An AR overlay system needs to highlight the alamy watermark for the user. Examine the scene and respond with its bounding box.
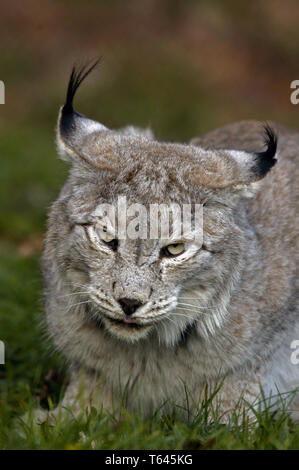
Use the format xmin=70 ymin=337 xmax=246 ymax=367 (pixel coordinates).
xmin=93 ymin=197 xmax=203 ymax=242
xmin=290 ymin=80 xmax=299 ymax=105
xmin=290 ymin=340 xmax=299 ymax=365
xmin=0 ymin=341 xmax=4 ymax=365
xmin=0 ymin=80 xmax=4 ymax=104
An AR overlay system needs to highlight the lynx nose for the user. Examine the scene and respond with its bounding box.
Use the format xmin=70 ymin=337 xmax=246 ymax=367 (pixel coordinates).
xmin=118 ymin=298 xmax=143 ymax=316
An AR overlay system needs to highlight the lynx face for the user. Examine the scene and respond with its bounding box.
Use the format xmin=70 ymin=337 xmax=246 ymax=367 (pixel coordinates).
xmin=68 ymin=214 xmax=203 ymax=343
xmin=44 ymin=63 xmax=277 ymax=351
xmin=63 ymin=184 xmax=235 ymax=345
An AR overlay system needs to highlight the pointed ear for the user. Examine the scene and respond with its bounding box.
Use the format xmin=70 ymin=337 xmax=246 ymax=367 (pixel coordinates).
xmin=230 ymin=125 xmax=278 ymax=186
xmin=188 ymin=125 xmax=277 ymax=191
xmin=56 ymin=61 xmax=118 ymax=172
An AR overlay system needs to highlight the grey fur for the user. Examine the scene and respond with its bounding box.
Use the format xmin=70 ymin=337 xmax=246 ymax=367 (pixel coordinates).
xmin=42 ymin=68 xmax=298 ymax=421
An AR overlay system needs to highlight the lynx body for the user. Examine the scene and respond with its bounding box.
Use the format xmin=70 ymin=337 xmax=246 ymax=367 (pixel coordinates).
xmin=43 ymin=64 xmax=298 ymax=420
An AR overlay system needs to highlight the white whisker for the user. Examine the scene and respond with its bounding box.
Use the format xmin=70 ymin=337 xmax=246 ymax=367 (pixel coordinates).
xmin=58 ymin=291 xmax=91 ymax=299
xmin=175 ymin=306 xmax=211 ymax=317
xmin=66 ymin=300 xmax=91 ymax=311
xmin=177 ymin=302 xmax=213 ymax=310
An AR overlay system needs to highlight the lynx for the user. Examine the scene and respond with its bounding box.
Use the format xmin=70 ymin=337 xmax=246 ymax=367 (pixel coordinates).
xmin=43 ymin=62 xmax=298 ymax=422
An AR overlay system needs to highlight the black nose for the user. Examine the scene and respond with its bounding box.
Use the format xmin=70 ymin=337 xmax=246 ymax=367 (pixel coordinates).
xmin=118 ymin=298 xmax=143 ymax=316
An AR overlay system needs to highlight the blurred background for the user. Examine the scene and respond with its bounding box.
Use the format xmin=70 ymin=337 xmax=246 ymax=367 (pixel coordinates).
xmin=0 ymin=0 xmax=299 ymax=412
xmin=1 ymin=0 xmax=299 ymax=245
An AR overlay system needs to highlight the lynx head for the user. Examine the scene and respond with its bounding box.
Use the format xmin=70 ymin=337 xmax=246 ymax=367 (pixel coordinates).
xmin=50 ymin=61 xmax=277 ymax=349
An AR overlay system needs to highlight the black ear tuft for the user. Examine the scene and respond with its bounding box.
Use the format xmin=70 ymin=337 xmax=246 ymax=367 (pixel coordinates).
xmin=63 ymin=59 xmax=101 ymax=114
xmin=254 ymin=124 xmax=278 ymax=178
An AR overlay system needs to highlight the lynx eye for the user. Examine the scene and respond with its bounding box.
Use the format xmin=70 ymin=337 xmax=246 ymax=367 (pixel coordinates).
xmin=161 ymin=243 xmax=185 ymax=258
xmin=96 ymin=226 xmax=118 ymax=251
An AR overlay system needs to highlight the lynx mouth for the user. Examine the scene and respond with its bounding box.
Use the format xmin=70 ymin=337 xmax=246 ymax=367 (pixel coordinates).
xmin=106 ymin=316 xmax=145 ymax=330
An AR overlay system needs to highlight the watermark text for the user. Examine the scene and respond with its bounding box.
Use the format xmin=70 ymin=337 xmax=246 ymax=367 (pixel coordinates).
xmin=0 ymin=341 xmax=5 ymax=364
xmin=0 ymin=81 xmax=4 ymax=104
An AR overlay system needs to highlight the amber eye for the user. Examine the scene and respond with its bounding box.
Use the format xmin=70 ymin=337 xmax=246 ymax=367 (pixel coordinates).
xmin=161 ymin=243 xmax=185 ymax=258
xmin=97 ymin=226 xmax=118 ymax=251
